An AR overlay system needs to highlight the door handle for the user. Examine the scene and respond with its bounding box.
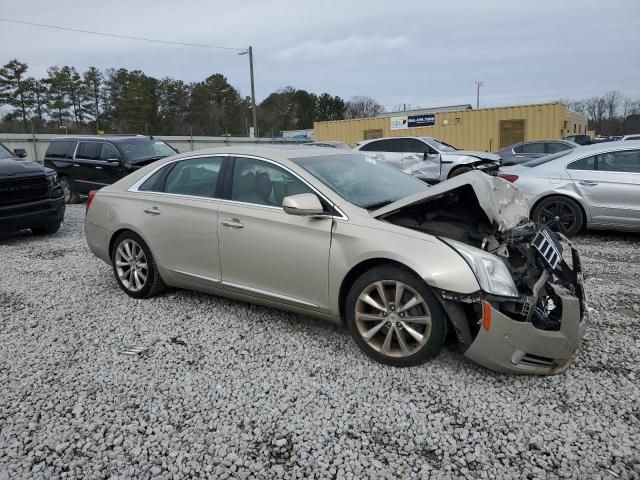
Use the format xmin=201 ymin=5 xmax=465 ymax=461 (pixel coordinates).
xmin=143 ymin=207 xmax=161 ymax=216
xmin=95 ymin=166 xmax=103 ymax=170
xmin=579 ymin=180 xmax=598 ymax=186
xmin=222 ymin=219 xmax=244 ymax=229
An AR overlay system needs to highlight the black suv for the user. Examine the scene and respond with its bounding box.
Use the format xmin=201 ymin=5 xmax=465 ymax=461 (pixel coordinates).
xmin=44 ymin=135 xmax=177 ymax=203
xmin=0 ymin=142 xmax=65 ymax=235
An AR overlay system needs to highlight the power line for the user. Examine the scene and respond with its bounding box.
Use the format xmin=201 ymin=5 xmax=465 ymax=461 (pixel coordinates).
xmin=0 ymin=17 xmax=246 ymax=51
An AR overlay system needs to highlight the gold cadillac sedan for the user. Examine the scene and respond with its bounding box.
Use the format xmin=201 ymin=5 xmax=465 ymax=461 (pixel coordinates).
xmin=85 ymin=146 xmax=588 ymax=374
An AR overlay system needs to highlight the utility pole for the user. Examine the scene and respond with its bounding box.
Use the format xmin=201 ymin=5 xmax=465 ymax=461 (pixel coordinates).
xmin=240 ymin=46 xmax=258 ymax=138
xmin=475 ymin=80 xmax=484 ymax=109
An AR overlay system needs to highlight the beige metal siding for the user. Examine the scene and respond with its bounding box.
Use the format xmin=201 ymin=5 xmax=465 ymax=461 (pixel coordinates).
xmin=314 ymin=103 xmax=588 ymax=151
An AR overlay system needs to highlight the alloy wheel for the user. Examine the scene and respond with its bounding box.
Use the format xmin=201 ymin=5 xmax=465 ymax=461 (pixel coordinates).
xmin=354 ymin=280 xmax=432 ymax=358
xmin=114 ymin=239 xmax=148 ymax=292
xmin=537 ymin=200 xmax=577 ymax=234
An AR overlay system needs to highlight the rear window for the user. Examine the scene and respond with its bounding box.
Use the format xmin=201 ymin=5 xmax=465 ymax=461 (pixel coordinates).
xmin=46 ymin=141 xmax=76 ymax=159
xmin=522 ymin=149 xmax=573 ymax=167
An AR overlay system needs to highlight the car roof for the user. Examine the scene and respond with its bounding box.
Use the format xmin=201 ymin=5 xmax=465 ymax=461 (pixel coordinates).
xmin=357 ymin=136 xmax=434 ymax=145
xmin=158 ymin=144 xmax=361 ymax=163
xmin=50 ymin=135 xmax=153 ymax=142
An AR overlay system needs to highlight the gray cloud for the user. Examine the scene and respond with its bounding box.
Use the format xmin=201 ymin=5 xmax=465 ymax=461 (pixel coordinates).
xmin=2 ymin=0 xmax=639 ymax=109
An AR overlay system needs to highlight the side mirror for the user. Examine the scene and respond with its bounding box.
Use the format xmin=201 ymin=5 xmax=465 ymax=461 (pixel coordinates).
xmin=14 ymin=148 xmax=27 ymax=158
xmin=282 ymin=193 xmax=324 ymax=216
xmin=424 ymin=152 xmax=438 ymax=161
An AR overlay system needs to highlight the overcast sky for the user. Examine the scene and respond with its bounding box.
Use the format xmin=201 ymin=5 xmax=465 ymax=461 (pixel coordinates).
xmin=2 ymin=0 xmax=639 ymax=110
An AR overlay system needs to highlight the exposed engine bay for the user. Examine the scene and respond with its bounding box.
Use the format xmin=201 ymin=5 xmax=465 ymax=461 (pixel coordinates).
xmin=375 ymin=176 xmax=587 ymax=336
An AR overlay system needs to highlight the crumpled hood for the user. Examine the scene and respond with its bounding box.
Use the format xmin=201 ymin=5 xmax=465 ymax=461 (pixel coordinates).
xmin=372 ymin=170 xmax=529 ymax=231
xmin=444 ymin=150 xmax=501 ymax=162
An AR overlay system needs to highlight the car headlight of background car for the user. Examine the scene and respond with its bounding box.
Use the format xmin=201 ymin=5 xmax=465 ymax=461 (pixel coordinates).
xmin=46 ymin=173 xmax=58 ymax=187
xmin=444 ymin=239 xmax=519 ymax=297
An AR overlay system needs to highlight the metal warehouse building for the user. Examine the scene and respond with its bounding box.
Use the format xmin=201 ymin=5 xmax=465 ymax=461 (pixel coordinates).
xmin=314 ymin=102 xmax=588 ymax=151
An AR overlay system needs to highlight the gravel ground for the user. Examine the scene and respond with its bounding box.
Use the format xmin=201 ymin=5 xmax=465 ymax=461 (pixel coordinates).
xmin=1 ymin=205 xmax=639 ymax=479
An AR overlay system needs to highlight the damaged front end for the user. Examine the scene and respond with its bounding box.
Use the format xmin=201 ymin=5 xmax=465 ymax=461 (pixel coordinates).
xmin=374 ymin=171 xmax=588 ymax=374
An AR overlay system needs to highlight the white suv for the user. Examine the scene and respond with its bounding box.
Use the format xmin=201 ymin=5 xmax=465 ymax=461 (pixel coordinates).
xmin=355 ymin=136 xmax=501 ymax=183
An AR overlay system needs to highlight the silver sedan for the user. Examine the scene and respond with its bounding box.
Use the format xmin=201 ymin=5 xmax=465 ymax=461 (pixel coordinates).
xmin=499 ymin=141 xmax=640 ymax=236
xmin=85 ymin=146 xmax=587 ymax=374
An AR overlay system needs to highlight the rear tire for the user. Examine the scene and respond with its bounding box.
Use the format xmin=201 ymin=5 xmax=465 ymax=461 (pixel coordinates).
xmin=31 ymin=221 xmax=61 ymax=235
xmin=59 ymin=177 xmax=80 ymax=204
xmin=111 ymin=231 xmax=166 ymax=299
xmin=345 ymin=265 xmax=447 ymax=367
xmin=449 ymin=166 xmax=473 ymax=178
xmin=532 ymin=196 xmax=584 ymax=237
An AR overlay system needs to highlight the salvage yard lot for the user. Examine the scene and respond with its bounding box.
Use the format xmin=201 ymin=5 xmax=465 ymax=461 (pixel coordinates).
xmin=1 ymin=205 xmax=639 ymax=479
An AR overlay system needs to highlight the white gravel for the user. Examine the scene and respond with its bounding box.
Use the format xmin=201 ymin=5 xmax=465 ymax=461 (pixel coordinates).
xmin=1 ymin=205 xmax=639 ymax=479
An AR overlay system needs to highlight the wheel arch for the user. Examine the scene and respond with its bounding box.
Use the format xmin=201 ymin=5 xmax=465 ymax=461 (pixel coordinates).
xmin=108 ymin=226 xmax=154 ymax=260
xmin=338 ymin=258 xmax=434 ymax=325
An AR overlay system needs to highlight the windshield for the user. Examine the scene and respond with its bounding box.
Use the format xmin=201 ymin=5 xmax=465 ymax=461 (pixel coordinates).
xmin=522 ymin=149 xmax=573 ymax=167
xmin=423 ymin=137 xmax=458 ymax=152
xmin=0 ymin=143 xmax=15 ymax=160
xmin=291 ymin=153 xmax=428 ymax=209
xmin=117 ymin=138 xmax=176 ymax=162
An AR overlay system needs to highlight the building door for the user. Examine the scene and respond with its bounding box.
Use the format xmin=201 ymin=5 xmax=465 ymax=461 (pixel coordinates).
xmin=500 ymin=120 xmax=525 ymax=148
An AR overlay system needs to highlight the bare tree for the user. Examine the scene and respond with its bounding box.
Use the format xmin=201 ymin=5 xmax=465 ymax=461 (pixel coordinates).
xmin=603 ymin=90 xmax=621 ymax=120
xmin=345 ymin=96 xmax=384 ymax=119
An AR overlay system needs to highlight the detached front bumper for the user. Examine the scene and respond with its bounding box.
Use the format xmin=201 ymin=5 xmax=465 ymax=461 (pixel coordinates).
xmin=437 ymin=231 xmax=588 ymax=375
xmin=464 ymin=284 xmax=587 ymax=374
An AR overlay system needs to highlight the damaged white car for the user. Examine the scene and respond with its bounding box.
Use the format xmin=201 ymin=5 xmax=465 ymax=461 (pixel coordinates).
xmin=355 ymin=136 xmax=501 ymax=183
xmin=85 ymin=147 xmax=587 ymax=374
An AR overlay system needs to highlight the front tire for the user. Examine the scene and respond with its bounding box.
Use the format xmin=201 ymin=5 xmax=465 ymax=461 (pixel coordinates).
xmin=345 ymin=265 xmax=447 ymax=367
xmin=59 ymin=177 xmax=80 ymax=204
xmin=111 ymin=231 xmax=166 ymax=299
xmin=31 ymin=221 xmax=61 ymax=235
xmin=532 ymin=196 xmax=584 ymax=237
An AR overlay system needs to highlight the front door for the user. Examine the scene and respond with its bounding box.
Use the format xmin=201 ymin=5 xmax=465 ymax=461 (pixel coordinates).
xmin=94 ymin=143 xmax=127 ymax=186
xmin=567 ymin=148 xmax=640 ymax=228
xmin=139 ymin=156 xmax=225 ymax=285
xmin=218 ymin=156 xmax=333 ymax=310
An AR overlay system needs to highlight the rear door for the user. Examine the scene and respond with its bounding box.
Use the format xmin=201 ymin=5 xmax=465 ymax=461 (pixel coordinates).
xmin=137 ymin=155 xmax=226 ymax=286
xmin=217 ymin=156 xmax=333 ymax=310
xmin=567 ymin=148 xmax=640 ymax=227
xmin=95 ymin=143 xmax=127 ymax=185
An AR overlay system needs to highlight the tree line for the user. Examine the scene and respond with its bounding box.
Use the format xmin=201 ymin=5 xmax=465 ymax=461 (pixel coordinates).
xmin=562 ymin=91 xmax=640 ymax=136
xmin=0 ymin=59 xmax=385 ymax=137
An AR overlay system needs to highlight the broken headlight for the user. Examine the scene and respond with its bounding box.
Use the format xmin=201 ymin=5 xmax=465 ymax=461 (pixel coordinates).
xmin=444 ymin=239 xmax=519 ymax=298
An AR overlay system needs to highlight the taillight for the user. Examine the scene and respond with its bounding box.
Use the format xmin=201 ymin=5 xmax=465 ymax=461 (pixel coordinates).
xmin=86 ymin=190 xmax=97 ymax=214
xmin=498 ymin=173 xmax=519 ymax=183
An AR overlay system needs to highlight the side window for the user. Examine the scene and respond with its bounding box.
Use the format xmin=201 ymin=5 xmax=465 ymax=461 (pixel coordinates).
xmin=568 ymin=156 xmax=596 ymax=171
xmin=75 ymin=142 xmax=101 ymax=160
xmin=547 ymin=142 xmax=572 ymax=154
xmin=46 ymin=141 xmax=76 ymax=159
xmin=360 ymin=140 xmax=383 ymax=152
xmin=231 ymin=157 xmax=314 ymax=207
xmin=402 ymin=138 xmax=429 ymax=154
xmin=596 ymin=150 xmax=640 ymax=173
xmin=164 ymin=157 xmax=223 ymax=198
xmin=513 ymin=144 xmax=524 ymax=153
xmin=138 ymin=166 xmax=169 ymax=192
xmin=100 ymin=143 xmax=120 ymax=160
xmin=519 ymin=143 xmax=546 ymax=154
